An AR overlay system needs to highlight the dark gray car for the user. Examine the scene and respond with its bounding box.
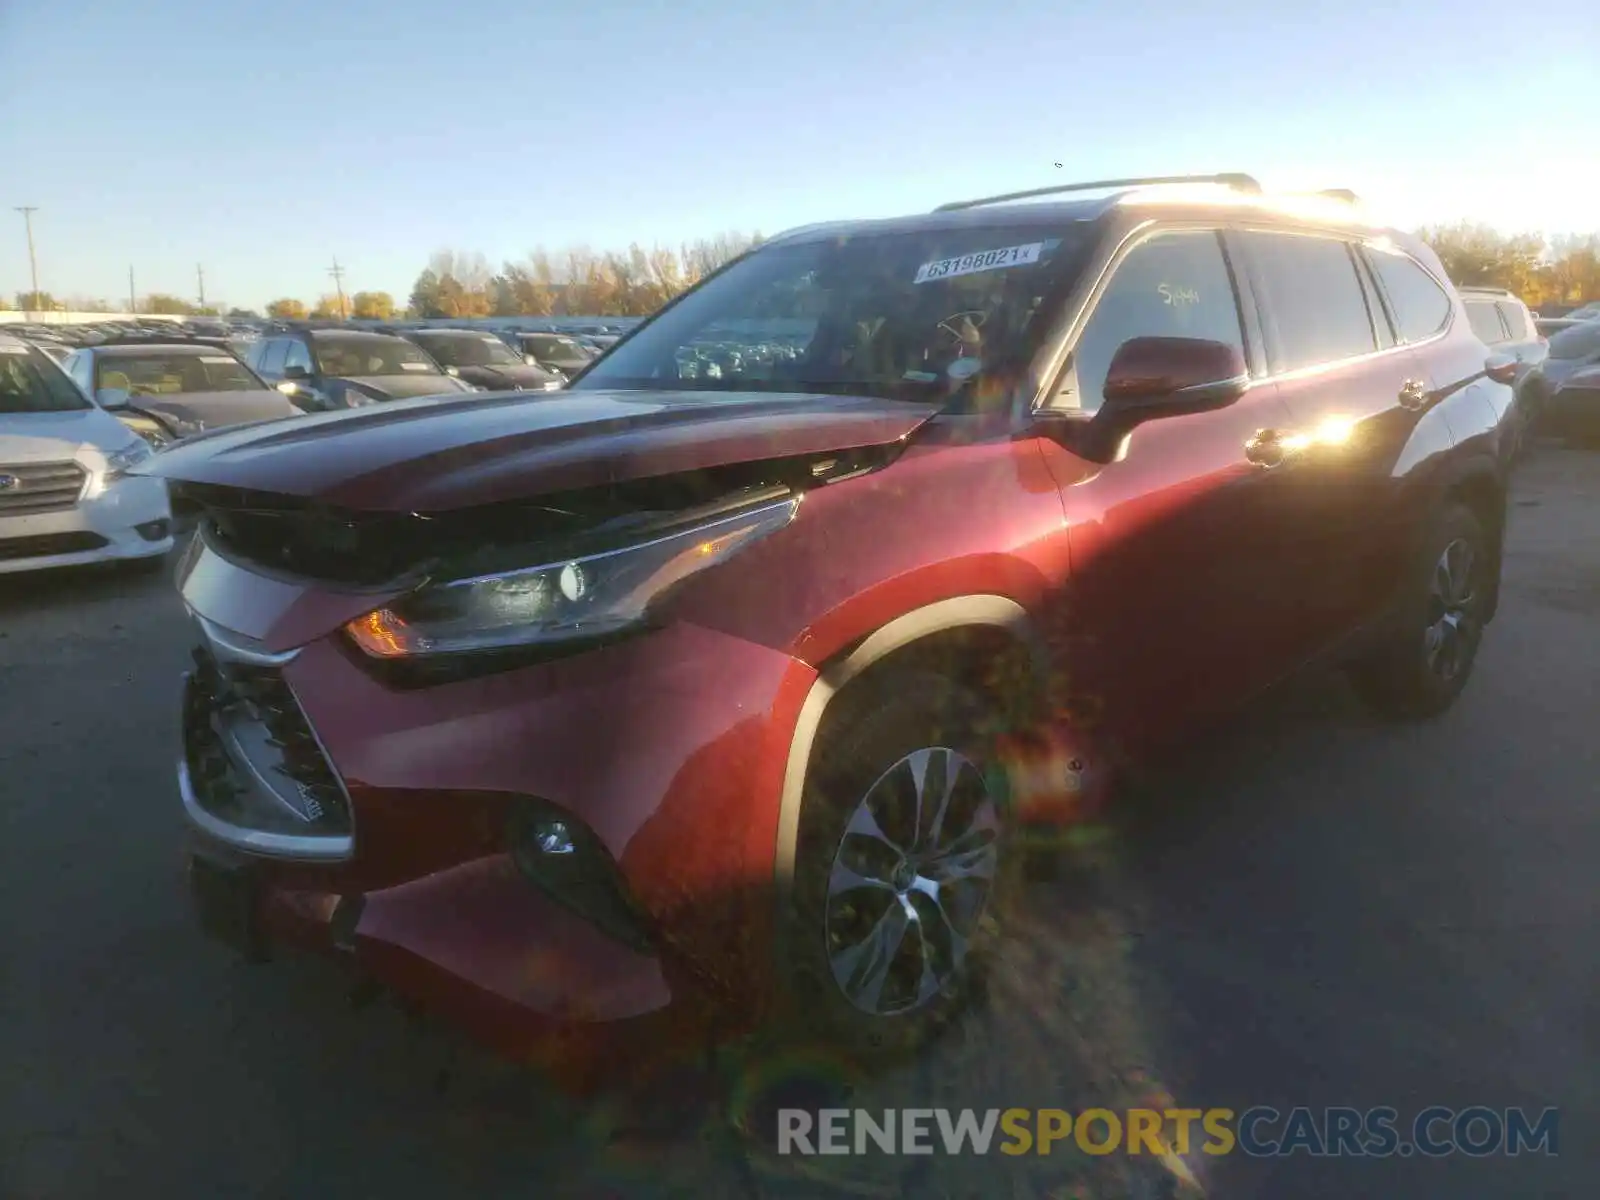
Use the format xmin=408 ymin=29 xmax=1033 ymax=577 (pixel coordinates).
xmin=402 ymin=329 xmax=565 ymax=393
xmin=62 ymin=343 xmax=303 ymax=445
xmin=244 ymin=328 xmax=477 ymax=411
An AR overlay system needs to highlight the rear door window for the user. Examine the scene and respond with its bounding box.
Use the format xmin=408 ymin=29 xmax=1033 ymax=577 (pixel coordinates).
xmin=1466 ymin=301 xmax=1508 ymax=344
xmin=1238 ymin=231 xmax=1376 ymax=371
xmin=1057 ymin=230 xmax=1245 ymax=413
xmin=1366 ymin=248 xmax=1453 ymax=343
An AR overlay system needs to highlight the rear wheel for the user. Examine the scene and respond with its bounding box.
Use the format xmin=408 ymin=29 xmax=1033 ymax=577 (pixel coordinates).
xmin=783 ymin=669 xmax=1014 ymax=1059
xmin=1349 ymin=502 xmax=1490 ymax=720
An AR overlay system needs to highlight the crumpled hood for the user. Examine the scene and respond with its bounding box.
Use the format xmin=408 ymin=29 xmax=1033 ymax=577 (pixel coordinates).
xmin=135 ymin=389 xmax=937 ymax=512
xmin=126 ymin=390 xmax=303 ymax=437
xmin=344 ymin=373 xmax=467 ymax=401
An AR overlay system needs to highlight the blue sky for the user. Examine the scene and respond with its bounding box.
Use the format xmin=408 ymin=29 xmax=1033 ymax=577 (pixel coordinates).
xmin=1 ymin=0 xmax=1594 ymax=310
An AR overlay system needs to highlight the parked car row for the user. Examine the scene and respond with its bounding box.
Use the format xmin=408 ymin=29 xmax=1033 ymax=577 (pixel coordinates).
xmin=130 ymin=173 xmax=1537 ymax=1068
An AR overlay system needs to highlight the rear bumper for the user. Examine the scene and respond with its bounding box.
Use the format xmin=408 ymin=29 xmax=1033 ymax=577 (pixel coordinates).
xmin=0 ymin=475 xmax=172 ymax=575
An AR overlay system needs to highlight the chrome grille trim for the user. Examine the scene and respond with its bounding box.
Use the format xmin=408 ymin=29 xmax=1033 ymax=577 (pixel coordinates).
xmin=0 ymin=461 xmax=87 ymax=515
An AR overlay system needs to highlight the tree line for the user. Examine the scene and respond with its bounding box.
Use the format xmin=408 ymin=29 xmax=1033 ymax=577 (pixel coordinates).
xmin=10 ymin=226 xmax=1598 ymax=322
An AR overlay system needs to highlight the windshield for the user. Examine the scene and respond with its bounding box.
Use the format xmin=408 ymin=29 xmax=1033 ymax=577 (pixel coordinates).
xmin=95 ymin=352 xmax=264 ymax=395
xmin=573 ymin=222 xmax=1090 ymax=401
xmin=314 ymin=335 xmax=441 ymax=377
xmin=0 ymin=344 xmax=95 ymax=413
xmin=525 ymin=334 xmax=591 ymax=358
xmin=412 ymin=333 xmax=523 ymax=368
xmin=1546 ymin=322 xmax=1600 ymax=360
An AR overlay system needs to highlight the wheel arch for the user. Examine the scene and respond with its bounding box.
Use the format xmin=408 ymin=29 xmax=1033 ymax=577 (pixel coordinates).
xmin=772 ymin=595 xmax=1048 ymax=894
xmin=1435 ymin=453 xmax=1507 ymax=621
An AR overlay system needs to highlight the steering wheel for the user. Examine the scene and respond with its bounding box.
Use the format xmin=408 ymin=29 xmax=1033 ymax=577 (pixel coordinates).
xmin=936 ymin=309 xmax=988 ymax=350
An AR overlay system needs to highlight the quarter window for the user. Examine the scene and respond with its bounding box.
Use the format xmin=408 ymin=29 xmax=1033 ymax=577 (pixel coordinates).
xmin=1239 ymin=232 xmax=1376 ymax=371
xmin=1466 ymin=301 xmax=1507 ymax=345
xmin=1496 ymin=301 xmax=1531 ymax=342
xmin=1059 ymin=230 xmax=1244 ymax=414
xmin=1367 ymin=248 xmax=1452 ymax=343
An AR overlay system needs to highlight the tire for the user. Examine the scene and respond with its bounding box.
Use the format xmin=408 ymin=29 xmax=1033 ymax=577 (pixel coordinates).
xmin=1348 ymin=502 xmax=1491 ymax=720
xmin=781 ymin=668 xmax=1015 ymax=1060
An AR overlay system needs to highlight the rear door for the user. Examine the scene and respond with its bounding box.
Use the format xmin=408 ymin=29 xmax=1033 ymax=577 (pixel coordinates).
xmin=1048 ymin=226 xmax=1302 ymax=754
xmin=1232 ymin=228 xmax=1433 ymax=652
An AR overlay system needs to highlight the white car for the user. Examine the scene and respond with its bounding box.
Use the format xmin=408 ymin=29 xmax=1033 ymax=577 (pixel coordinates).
xmin=0 ymin=333 xmax=173 ymax=575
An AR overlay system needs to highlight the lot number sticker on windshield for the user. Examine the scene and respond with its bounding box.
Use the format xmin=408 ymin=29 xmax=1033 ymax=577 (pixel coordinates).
xmin=200 ymin=355 xmax=236 ymax=364
xmin=914 ymin=242 xmax=1044 ymax=284
xmin=399 ymin=362 xmax=433 ymax=370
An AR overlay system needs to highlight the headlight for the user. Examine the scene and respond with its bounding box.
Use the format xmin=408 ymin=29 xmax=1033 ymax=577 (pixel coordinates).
xmin=345 ymin=497 xmax=798 ymax=658
xmin=105 ymin=440 xmax=153 ymax=478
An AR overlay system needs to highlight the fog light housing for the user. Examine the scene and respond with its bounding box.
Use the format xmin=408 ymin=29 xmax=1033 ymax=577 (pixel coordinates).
xmin=507 ymin=799 xmax=654 ymax=953
xmin=135 ymin=518 xmax=171 ymax=541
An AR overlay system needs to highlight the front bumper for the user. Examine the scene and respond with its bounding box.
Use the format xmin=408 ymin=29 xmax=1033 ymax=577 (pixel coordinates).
xmin=0 ymin=474 xmax=172 ymax=575
xmin=177 ymin=572 xmax=816 ymax=1071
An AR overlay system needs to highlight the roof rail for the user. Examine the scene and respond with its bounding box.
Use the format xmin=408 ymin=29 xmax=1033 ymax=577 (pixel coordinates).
xmin=934 ymin=173 xmax=1261 ymax=213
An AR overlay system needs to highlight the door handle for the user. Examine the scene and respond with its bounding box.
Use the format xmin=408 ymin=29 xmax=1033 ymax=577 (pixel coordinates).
xmin=1244 ymin=428 xmax=1289 ymax=468
xmin=1398 ymin=378 xmax=1429 ymax=411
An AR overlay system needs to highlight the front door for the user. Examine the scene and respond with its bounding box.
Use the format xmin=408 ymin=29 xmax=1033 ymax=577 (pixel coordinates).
xmin=1040 ymin=226 xmax=1302 ymax=757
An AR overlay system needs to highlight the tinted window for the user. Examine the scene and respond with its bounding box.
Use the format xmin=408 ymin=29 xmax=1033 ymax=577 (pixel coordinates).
xmin=1465 ymin=301 xmax=1507 ymax=344
xmin=312 ymin=335 xmax=436 ymax=377
xmin=576 ymin=222 xmax=1093 ymax=402
xmin=1368 ymin=249 xmax=1452 ymax=343
xmin=283 ymin=340 xmax=313 ymax=374
xmin=65 ymin=351 xmax=94 ymax=392
xmin=1058 ymin=230 xmax=1244 ymax=413
xmin=0 ymin=344 xmax=94 ymax=413
xmin=257 ymin=339 xmax=288 ymax=376
xmin=412 ymin=332 xmax=522 ymax=368
xmin=95 ymin=352 xmax=264 ymax=394
xmin=1497 ymin=301 xmax=1531 ymax=342
xmin=1241 ymin=232 xmax=1375 ymax=370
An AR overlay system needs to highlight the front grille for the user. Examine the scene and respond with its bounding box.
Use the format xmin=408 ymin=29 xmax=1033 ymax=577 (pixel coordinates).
xmin=184 ymin=643 xmax=352 ymax=838
xmin=0 ymin=461 xmax=87 ymax=515
xmin=0 ymin=531 xmax=108 ymax=561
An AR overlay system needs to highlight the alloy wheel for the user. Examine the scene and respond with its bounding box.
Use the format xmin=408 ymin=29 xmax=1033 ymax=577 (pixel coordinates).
xmin=823 ymin=746 xmax=1000 ymax=1016
xmin=1424 ymin=536 xmax=1480 ymax=682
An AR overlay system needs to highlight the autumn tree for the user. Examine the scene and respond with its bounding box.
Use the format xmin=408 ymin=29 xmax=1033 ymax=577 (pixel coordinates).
xmin=310 ymin=294 xmax=350 ymax=319
xmin=16 ymin=291 xmax=57 ymax=311
xmin=408 ymin=270 xmax=443 ymax=318
xmin=143 ymin=294 xmax=195 ymax=315
xmin=266 ymin=298 xmax=308 ymax=320
xmin=350 ymin=291 xmax=395 ymax=320
xmin=228 ymin=307 xmax=259 ymax=318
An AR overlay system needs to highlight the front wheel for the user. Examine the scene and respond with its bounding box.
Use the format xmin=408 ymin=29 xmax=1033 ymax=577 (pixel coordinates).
xmin=1348 ymin=502 xmax=1492 ymax=720
xmin=782 ymin=669 xmax=1014 ymax=1059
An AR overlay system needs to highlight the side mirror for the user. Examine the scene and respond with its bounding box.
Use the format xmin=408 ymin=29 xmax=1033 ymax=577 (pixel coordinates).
xmin=1484 ymin=352 xmax=1518 ymax=385
xmin=1101 ymin=336 xmax=1249 ymax=413
xmin=96 ymin=387 xmax=131 ymax=410
xmin=275 ymin=380 xmax=299 ymax=395
xmin=282 ymin=364 xmax=309 ymax=381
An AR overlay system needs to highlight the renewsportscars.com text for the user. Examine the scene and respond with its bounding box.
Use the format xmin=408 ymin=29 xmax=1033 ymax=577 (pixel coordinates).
xmin=777 ymin=1106 xmax=1560 ymax=1158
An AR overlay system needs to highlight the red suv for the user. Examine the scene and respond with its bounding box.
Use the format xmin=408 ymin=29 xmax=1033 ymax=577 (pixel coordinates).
xmin=145 ymin=174 xmax=1515 ymax=1072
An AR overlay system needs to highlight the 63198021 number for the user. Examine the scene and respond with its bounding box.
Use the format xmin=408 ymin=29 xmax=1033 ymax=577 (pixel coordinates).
xmin=913 ymin=241 xmax=1045 ymax=285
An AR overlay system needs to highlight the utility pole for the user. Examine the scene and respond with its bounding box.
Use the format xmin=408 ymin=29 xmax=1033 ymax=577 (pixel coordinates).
xmin=196 ymin=264 xmax=206 ymax=312
xmin=14 ymin=207 xmax=40 ymax=314
xmin=128 ymin=266 xmax=137 ymax=314
xmin=328 ymin=257 xmax=348 ymax=320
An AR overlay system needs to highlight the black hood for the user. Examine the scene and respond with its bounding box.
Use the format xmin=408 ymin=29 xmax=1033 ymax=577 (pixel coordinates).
xmin=340 ymin=373 xmax=468 ymax=401
xmin=453 ymin=363 xmax=561 ymax=390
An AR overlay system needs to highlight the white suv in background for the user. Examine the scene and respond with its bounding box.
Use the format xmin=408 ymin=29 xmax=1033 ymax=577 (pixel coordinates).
xmin=0 ymin=333 xmax=173 ymax=576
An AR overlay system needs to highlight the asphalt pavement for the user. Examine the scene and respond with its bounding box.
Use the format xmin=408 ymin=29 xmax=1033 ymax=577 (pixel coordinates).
xmin=2 ymin=441 xmax=1595 ymax=1199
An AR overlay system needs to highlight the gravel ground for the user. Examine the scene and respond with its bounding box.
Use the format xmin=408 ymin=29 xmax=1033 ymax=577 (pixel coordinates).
xmin=2 ymin=441 xmax=1595 ymax=1199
